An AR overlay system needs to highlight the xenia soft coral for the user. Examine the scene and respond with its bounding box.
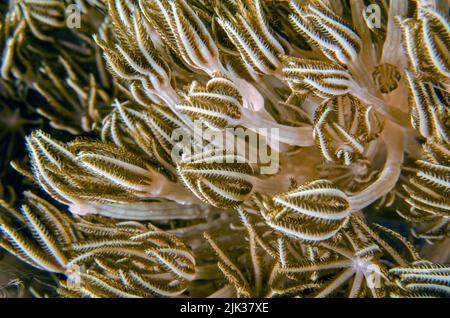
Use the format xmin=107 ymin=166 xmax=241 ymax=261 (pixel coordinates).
xmin=0 ymin=0 xmax=449 ymax=298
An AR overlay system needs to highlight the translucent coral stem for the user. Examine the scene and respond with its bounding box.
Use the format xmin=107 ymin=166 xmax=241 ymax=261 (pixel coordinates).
xmin=315 ymin=267 xmax=355 ymax=298
xmin=349 ymin=54 xmax=375 ymax=91
xmin=349 ymin=81 xmax=409 ymax=127
xmin=241 ymin=108 xmax=314 ymax=147
xmin=194 ymin=264 xmax=223 ymax=280
xmin=349 ymin=122 xmax=404 ymax=212
xmin=70 ymin=201 xmax=209 ymax=220
xmin=350 ymin=0 xmax=376 ymax=71
xmin=381 ymin=0 xmax=409 ymax=65
xmin=157 ymin=180 xmax=202 ymax=205
xmin=251 ymin=175 xmax=291 ymax=195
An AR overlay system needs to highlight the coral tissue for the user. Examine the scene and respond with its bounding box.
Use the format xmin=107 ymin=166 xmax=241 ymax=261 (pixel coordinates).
xmin=0 ymin=0 xmax=449 ymax=298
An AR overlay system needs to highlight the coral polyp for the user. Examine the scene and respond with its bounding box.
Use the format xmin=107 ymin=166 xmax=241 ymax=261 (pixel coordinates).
xmin=0 ymin=0 xmax=449 ymax=298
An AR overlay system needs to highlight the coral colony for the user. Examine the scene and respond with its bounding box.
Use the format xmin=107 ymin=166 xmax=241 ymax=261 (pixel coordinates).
xmin=0 ymin=0 xmax=449 ymax=298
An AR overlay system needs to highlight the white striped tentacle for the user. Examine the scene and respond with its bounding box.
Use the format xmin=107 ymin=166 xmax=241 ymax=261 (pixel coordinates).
xmin=289 ymin=0 xmax=361 ymax=65
xmin=176 ymin=75 xmax=314 ymax=148
xmin=139 ymin=0 xmax=222 ymax=75
xmin=176 ymin=148 xmax=255 ymax=209
xmin=419 ymin=7 xmax=450 ymax=79
xmin=215 ymin=0 xmax=285 ymax=75
xmin=259 ymin=179 xmax=350 ymax=243
xmin=405 ymin=71 xmax=449 ymax=143
xmin=313 ymin=94 xmax=383 ymax=165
